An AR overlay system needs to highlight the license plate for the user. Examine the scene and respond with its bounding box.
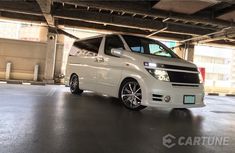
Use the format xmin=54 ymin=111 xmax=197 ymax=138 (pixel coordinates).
xmin=184 ymin=95 xmax=195 ymax=104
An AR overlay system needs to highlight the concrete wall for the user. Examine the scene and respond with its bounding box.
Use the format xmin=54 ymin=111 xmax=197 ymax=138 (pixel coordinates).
xmin=0 ymin=38 xmax=47 ymax=80
xmin=0 ymin=38 xmax=64 ymax=81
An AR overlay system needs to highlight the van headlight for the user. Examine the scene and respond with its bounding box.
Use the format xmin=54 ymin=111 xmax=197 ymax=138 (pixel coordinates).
xmin=146 ymin=69 xmax=170 ymax=82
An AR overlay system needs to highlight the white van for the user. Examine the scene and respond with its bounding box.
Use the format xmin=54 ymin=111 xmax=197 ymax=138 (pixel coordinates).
xmin=65 ymin=34 xmax=205 ymax=110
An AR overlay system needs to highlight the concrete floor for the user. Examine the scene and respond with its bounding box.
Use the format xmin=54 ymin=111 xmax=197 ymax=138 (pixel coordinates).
xmin=0 ymin=84 xmax=235 ymax=153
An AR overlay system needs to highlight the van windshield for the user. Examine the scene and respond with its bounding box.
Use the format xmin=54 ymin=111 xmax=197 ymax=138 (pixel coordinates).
xmin=122 ymin=35 xmax=178 ymax=58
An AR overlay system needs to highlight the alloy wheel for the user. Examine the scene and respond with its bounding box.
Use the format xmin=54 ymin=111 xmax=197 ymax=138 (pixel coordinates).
xmin=70 ymin=75 xmax=78 ymax=92
xmin=121 ymin=81 xmax=142 ymax=109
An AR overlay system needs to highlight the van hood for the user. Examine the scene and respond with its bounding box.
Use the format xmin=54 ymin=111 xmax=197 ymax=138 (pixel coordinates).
xmin=141 ymin=54 xmax=197 ymax=68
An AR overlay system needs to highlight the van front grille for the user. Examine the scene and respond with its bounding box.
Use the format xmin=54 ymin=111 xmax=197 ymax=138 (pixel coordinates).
xmin=167 ymin=71 xmax=200 ymax=84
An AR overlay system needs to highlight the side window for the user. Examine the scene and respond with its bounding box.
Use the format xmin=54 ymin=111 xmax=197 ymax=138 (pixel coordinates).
xmin=105 ymin=35 xmax=124 ymax=56
xmin=73 ymin=37 xmax=102 ymax=56
xmin=149 ymin=44 xmax=171 ymax=57
xmin=122 ymin=35 xmax=144 ymax=53
xmin=84 ymin=38 xmax=102 ymax=54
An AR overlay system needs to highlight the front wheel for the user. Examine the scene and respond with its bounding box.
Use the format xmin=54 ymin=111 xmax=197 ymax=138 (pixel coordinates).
xmin=120 ymin=80 xmax=146 ymax=111
xmin=69 ymin=74 xmax=83 ymax=95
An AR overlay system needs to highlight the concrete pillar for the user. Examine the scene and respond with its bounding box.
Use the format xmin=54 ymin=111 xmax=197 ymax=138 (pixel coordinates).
xmin=44 ymin=33 xmax=57 ymax=83
xmin=57 ymin=25 xmax=65 ymax=44
xmin=175 ymin=43 xmax=195 ymax=62
xmin=54 ymin=25 xmax=65 ymax=83
xmin=57 ymin=34 xmax=65 ymax=44
xmin=185 ymin=44 xmax=195 ymax=62
xmin=175 ymin=43 xmax=185 ymax=59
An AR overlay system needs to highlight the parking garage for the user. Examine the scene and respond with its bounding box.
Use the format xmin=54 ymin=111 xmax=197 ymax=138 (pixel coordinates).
xmin=0 ymin=0 xmax=235 ymax=153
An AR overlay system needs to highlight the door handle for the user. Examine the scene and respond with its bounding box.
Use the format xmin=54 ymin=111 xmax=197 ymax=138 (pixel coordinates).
xmin=95 ymin=57 xmax=104 ymax=63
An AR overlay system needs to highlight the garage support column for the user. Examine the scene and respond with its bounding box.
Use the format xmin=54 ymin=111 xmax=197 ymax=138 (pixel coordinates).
xmin=175 ymin=43 xmax=184 ymax=59
xmin=54 ymin=31 xmax=65 ymax=83
xmin=43 ymin=33 xmax=57 ymax=84
xmin=185 ymin=44 xmax=195 ymax=62
xmin=175 ymin=43 xmax=195 ymax=62
xmin=39 ymin=26 xmax=48 ymax=42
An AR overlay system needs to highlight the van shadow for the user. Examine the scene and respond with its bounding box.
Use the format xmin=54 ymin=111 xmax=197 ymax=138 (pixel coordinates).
xmin=59 ymin=92 xmax=205 ymax=153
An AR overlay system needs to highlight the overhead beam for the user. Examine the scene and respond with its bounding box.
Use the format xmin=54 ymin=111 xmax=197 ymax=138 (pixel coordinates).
xmin=53 ymin=0 xmax=234 ymax=28
xmin=206 ymin=40 xmax=235 ymax=48
xmin=48 ymin=26 xmax=79 ymax=39
xmin=53 ymin=9 xmax=215 ymax=36
xmin=181 ymin=27 xmax=235 ymax=44
xmin=0 ymin=1 xmax=42 ymax=16
xmin=56 ymin=18 xmax=188 ymax=41
xmin=57 ymin=28 xmax=79 ymax=39
xmin=0 ymin=11 xmax=46 ymax=23
xmin=36 ymin=0 xmax=54 ymax=26
xmin=199 ymin=30 xmax=235 ymax=43
xmin=215 ymin=4 xmax=235 ymax=17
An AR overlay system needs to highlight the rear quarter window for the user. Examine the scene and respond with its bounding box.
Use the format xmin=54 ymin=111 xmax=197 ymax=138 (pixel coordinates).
xmin=70 ymin=37 xmax=102 ymax=56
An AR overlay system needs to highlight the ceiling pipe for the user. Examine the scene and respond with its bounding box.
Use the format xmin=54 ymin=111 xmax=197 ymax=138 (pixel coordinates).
xmin=147 ymin=26 xmax=168 ymax=37
xmin=180 ymin=27 xmax=232 ymax=43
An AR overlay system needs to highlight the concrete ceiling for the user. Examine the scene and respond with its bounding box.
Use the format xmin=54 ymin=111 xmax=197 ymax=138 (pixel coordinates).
xmin=153 ymin=0 xmax=219 ymax=14
xmin=0 ymin=0 xmax=235 ymax=47
xmin=217 ymin=10 xmax=235 ymax=22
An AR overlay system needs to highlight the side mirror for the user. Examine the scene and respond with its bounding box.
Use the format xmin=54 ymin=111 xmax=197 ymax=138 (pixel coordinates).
xmin=111 ymin=48 xmax=123 ymax=57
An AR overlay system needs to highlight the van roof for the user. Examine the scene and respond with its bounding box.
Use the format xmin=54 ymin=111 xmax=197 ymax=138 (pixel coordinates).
xmin=74 ymin=34 xmax=106 ymax=42
xmin=73 ymin=33 xmax=155 ymax=43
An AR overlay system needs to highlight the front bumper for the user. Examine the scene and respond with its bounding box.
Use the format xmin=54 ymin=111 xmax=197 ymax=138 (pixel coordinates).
xmin=141 ymin=78 xmax=205 ymax=108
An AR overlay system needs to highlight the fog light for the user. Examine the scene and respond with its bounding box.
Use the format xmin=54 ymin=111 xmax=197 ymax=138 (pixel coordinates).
xmin=164 ymin=96 xmax=171 ymax=102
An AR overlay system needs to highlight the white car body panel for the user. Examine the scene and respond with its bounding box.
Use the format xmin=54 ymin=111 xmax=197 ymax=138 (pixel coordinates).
xmin=65 ymin=34 xmax=205 ymax=108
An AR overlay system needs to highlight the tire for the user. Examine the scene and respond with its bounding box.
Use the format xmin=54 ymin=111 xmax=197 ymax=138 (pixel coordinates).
xmin=69 ymin=74 xmax=83 ymax=95
xmin=119 ymin=79 xmax=146 ymax=111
